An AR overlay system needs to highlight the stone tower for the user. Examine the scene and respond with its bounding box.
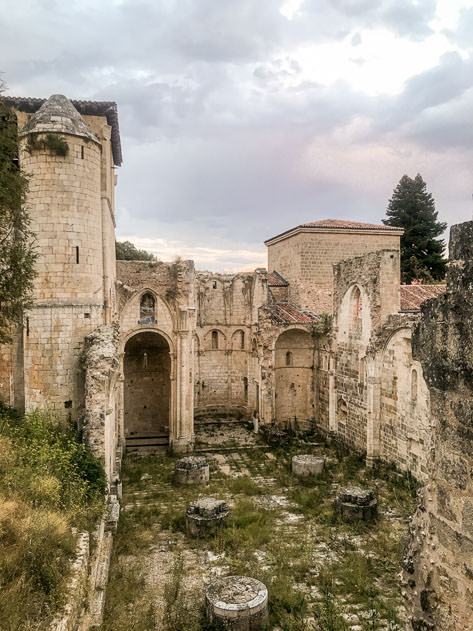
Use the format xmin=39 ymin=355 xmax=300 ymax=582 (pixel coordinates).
xmin=13 ymin=94 xmax=119 ymax=418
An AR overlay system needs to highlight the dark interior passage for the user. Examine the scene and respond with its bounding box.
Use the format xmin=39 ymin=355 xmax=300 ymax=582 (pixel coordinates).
xmin=124 ymin=332 xmax=170 ymax=440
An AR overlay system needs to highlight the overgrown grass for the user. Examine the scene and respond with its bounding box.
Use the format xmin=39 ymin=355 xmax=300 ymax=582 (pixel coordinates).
xmin=102 ymin=432 xmax=417 ymax=631
xmin=0 ymin=405 xmax=106 ymax=630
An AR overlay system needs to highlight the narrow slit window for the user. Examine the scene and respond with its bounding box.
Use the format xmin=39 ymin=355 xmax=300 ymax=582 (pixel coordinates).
xmin=211 ymin=330 xmax=218 ymax=350
xmin=240 ymin=331 xmax=245 ymax=350
xmin=81 ymin=145 xmax=84 ymax=159
xmin=75 ymin=246 xmax=80 ymax=264
xmin=285 ymin=351 xmax=293 ymax=366
xmin=26 ymin=317 xmax=30 ymax=337
xmin=411 ymin=369 xmax=418 ymax=401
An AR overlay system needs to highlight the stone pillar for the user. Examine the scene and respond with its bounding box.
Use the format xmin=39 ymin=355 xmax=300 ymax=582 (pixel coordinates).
xmin=366 ymin=357 xmax=381 ymax=468
xmin=328 ymin=356 xmax=337 ymax=433
xmin=171 ymin=308 xmax=194 ymax=453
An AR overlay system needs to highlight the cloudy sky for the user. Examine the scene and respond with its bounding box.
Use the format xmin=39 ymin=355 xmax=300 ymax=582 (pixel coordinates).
xmin=2 ymin=0 xmax=473 ymax=270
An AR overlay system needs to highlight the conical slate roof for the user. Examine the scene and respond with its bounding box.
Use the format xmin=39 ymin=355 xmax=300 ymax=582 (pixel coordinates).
xmin=20 ymin=94 xmax=99 ymax=143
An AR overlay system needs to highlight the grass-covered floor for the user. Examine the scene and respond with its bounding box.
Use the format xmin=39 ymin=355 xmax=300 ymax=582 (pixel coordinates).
xmin=101 ymin=423 xmax=417 ymax=631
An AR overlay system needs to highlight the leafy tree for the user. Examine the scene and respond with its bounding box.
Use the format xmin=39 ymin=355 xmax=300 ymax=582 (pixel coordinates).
xmin=0 ymin=82 xmax=37 ymax=344
xmin=383 ymin=174 xmax=447 ymax=284
xmin=115 ymin=240 xmax=156 ymax=261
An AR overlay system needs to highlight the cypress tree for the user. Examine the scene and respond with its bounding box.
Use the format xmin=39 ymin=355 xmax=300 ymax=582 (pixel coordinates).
xmin=383 ymin=174 xmax=447 ymax=284
xmin=0 ymin=83 xmax=37 ymax=343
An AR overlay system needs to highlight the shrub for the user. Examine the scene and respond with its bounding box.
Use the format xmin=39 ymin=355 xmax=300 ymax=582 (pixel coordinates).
xmin=0 ymin=405 xmax=106 ymax=630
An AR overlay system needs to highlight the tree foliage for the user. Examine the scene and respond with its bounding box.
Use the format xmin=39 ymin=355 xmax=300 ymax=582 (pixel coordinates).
xmin=116 ymin=239 xmax=156 ymax=261
xmin=383 ymin=174 xmax=447 ymax=284
xmin=0 ymin=84 xmax=37 ymax=344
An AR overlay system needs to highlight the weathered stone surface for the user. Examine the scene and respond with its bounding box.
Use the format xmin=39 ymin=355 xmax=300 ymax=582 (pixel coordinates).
xmin=186 ymin=497 xmax=229 ymax=537
xmin=174 ymin=456 xmax=210 ymax=485
xmin=334 ymin=487 xmax=377 ymax=521
xmin=403 ymin=222 xmax=473 ymax=631
xmin=206 ymin=575 xmax=268 ymax=630
xmin=291 ymin=454 xmax=325 ymax=477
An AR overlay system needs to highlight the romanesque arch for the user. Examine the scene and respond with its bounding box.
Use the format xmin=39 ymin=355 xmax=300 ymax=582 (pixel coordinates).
xmin=123 ymin=330 xmax=171 ymax=445
xmin=274 ymin=328 xmax=314 ymax=429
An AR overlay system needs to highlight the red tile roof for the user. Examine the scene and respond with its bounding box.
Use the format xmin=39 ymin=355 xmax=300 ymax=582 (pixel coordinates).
xmin=265 ymin=218 xmax=403 ymax=244
xmin=400 ymin=285 xmax=446 ymax=311
xmin=299 ymin=219 xmax=401 ymax=231
xmin=267 ymin=271 xmax=289 ymax=287
xmin=268 ymin=302 xmax=321 ymax=324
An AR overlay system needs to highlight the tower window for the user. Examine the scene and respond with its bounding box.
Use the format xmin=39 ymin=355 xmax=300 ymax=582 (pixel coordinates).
xmin=75 ymin=246 xmax=80 ymax=264
xmin=240 ymin=331 xmax=245 ymax=350
xmin=81 ymin=145 xmax=84 ymax=159
xmin=411 ymin=369 xmax=418 ymax=401
xmin=211 ymin=330 xmax=219 ymax=350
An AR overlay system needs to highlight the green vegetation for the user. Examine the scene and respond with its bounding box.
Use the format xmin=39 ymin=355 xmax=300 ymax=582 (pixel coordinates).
xmin=383 ymin=173 xmax=447 ymax=283
xmin=0 ymin=83 xmax=37 ymax=344
xmin=26 ymin=132 xmax=69 ymax=157
xmin=116 ymin=240 xmax=157 ymax=261
xmin=101 ymin=435 xmax=416 ymax=631
xmin=0 ymin=405 xmax=106 ymax=630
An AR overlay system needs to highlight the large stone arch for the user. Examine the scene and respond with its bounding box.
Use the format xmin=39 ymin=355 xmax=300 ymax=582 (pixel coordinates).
xmin=274 ymin=328 xmax=314 ymax=429
xmin=123 ymin=330 xmax=172 ymax=447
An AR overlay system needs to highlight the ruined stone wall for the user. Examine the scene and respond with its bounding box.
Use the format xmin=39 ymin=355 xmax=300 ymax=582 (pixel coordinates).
xmin=403 ymin=222 xmax=473 ymax=631
xmin=117 ymin=259 xmax=196 ymax=450
xmin=82 ymin=324 xmax=120 ymax=485
xmin=194 ymin=271 xmax=266 ymax=416
xmin=267 ymin=230 xmax=401 ymax=313
xmin=331 ymin=250 xmax=430 ymax=474
xmin=375 ymin=320 xmax=431 ymax=479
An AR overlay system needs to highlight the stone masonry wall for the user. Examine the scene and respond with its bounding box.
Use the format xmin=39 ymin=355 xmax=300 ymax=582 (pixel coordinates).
xmin=403 ymin=222 xmax=473 ymax=631
xmin=267 ymin=230 xmax=401 ymax=313
xmin=194 ymin=271 xmax=266 ymax=416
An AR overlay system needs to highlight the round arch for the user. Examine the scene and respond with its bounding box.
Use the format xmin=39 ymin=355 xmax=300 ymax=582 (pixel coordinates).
xmin=123 ymin=330 xmax=172 ymax=446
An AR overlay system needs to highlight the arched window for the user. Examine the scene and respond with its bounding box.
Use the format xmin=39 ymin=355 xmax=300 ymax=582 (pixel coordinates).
xmin=350 ymin=286 xmax=362 ymax=335
xmin=285 ymin=351 xmax=293 ymax=366
xmin=140 ymin=292 xmax=155 ymax=320
xmin=211 ymin=330 xmax=219 ymax=350
xmin=251 ymin=338 xmax=257 ymax=356
xmin=240 ymin=331 xmax=245 ymax=350
xmin=411 ymin=369 xmax=418 ymax=402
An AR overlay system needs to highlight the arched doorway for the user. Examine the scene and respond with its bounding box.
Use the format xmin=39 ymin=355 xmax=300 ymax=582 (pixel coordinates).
xmin=124 ymin=331 xmax=171 ymax=446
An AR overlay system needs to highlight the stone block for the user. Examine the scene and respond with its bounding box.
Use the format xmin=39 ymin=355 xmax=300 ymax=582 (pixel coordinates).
xmin=292 ymin=454 xmax=325 ymax=477
xmin=334 ymin=487 xmax=377 ymax=521
xmin=174 ymin=456 xmax=210 ymax=485
xmin=206 ymin=575 xmax=268 ymax=630
xmin=186 ymin=497 xmax=229 ymax=537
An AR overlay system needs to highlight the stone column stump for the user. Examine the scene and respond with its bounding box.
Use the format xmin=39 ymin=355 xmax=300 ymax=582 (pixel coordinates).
xmin=206 ymin=576 xmax=269 ymax=630
xmin=334 ymin=487 xmax=377 ymax=521
xmin=174 ymin=456 xmax=210 ymax=485
xmin=292 ymin=454 xmax=325 ymax=477
xmin=186 ymin=497 xmax=229 ymax=537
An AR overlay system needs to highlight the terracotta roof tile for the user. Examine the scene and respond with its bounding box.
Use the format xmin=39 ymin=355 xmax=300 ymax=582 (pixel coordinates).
xmin=267 ymin=271 xmax=289 ymax=286
xmin=266 ymin=302 xmax=320 ymax=324
xmin=299 ymin=219 xmax=401 ymax=231
xmin=400 ymin=285 xmax=446 ymax=311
